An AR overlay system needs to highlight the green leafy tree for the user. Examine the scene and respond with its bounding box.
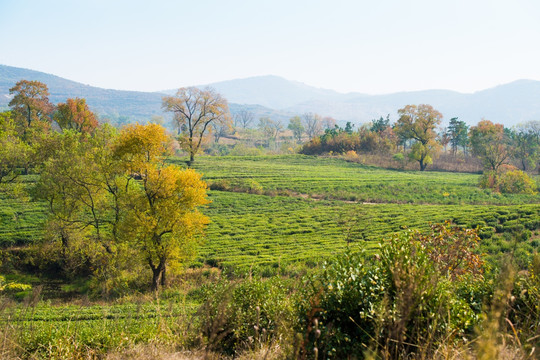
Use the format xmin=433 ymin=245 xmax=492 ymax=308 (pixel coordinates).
xmin=0 ymin=111 xmax=31 ymax=184
xmin=447 ymin=117 xmax=469 ymax=155
xmin=370 ymin=115 xmax=390 ymax=133
xmin=511 ymin=124 xmax=539 ymax=171
xmin=288 ymin=116 xmax=305 ymax=143
xmin=35 ymin=128 xmax=119 ymax=264
xmin=395 ymin=104 xmax=442 ymax=171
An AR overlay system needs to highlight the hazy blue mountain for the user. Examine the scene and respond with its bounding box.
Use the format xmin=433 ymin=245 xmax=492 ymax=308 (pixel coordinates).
xmin=198 ymin=76 xmax=540 ymax=127
xmin=3 ymin=64 xmax=540 ymax=128
xmin=195 ymin=75 xmax=350 ymax=109
xmin=0 ymin=64 xmax=165 ymax=123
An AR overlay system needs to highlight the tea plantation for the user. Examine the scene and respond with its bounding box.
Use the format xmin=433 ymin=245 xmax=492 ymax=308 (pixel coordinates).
xmin=1 ymin=155 xmax=539 ymax=268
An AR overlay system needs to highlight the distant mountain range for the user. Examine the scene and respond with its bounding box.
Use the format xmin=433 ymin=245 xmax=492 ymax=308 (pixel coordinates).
xmin=2 ymin=64 xmax=540 ymax=127
xmin=0 ymin=65 xmax=164 ymax=123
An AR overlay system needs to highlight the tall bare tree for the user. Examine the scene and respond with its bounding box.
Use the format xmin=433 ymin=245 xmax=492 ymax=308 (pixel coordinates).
xmin=303 ymin=112 xmax=323 ymax=139
xmin=234 ymin=109 xmax=255 ymax=129
xmin=162 ymin=87 xmax=231 ymax=165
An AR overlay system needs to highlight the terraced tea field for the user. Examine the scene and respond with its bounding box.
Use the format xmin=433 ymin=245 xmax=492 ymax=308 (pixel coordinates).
xmin=186 ymin=155 xmax=540 ymax=205
xmin=202 ymin=191 xmax=539 ymax=269
xmin=0 ymin=299 xmax=197 ymax=356
xmin=0 ymin=178 xmax=46 ymax=247
xmin=1 ymin=155 xmax=539 ymax=269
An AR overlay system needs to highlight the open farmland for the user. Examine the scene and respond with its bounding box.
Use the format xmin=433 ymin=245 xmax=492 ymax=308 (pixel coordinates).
xmin=201 ymin=191 xmax=539 ymax=269
xmin=186 ymin=155 xmax=540 ymax=205
xmin=1 ymin=155 xmax=539 ymax=269
xmin=187 ymin=155 xmax=539 ymax=269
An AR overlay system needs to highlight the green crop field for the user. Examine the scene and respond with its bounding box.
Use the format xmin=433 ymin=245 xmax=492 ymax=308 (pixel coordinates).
xmin=0 ymin=298 xmax=198 ymax=356
xmin=188 ymin=155 xmax=539 ymax=269
xmin=0 ymin=177 xmax=47 ymax=247
xmin=1 ymin=155 xmax=539 ymax=269
xmin=185 ymin=155 xmax=540 ymax=205
xmin=202 ymin=190 xmax=539 ymax=269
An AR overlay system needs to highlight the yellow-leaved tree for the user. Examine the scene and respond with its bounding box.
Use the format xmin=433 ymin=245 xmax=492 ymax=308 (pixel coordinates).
xmin=36 ymin=123 xmax=209 ymax=290
xmin=395 ymin=104 xmax=442 ymax=171
xmin=114 ymin=123 xmax=209 ymax=290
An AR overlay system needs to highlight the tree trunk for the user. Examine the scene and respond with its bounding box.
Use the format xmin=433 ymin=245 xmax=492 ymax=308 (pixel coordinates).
xmin=151 ymin=267 xmax=161 ymax=292
xmin=150 ymin=259 xmax=166 ymax=291
xmin=420 ymin=160 xmax=426 ymax=171
xmin=160 ymin=265 xmax=166 ymax=287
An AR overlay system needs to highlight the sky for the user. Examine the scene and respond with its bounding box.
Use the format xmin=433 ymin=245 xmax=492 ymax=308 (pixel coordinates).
xmin=1 ymin=0 xmax=540 ymax=95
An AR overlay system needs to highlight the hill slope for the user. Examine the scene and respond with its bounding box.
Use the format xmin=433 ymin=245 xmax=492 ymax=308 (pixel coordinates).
xmin=3 ymin=64 xmax=540 ymax=127
xmin=0 ymin=65 xmax=164 ymax=123
xmin=195 ymin=76 xmax=540 ymax=126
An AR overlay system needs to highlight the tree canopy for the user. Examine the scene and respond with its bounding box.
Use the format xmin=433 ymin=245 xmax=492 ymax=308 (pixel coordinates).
xmin=394 ymin=104 xmax=442 ymax=171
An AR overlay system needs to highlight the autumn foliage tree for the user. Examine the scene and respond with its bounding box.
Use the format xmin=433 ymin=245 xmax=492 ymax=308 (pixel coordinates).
xmin=162 ymin=87 xmax=231 ymax=165
xmin=54 ymin=98 xmax=99 ymax=134
xmin=114 ymin=123 xmax=209 ymax=290
xmin=36 ymin=123 xmax=209 ymax=290
xmin=395 ymin=104 xmax=442 ymax=171
xmin=469 ymin=120 xmax=510 ymax=172
xmin=9 ymin=80 xmax=54 ymax=137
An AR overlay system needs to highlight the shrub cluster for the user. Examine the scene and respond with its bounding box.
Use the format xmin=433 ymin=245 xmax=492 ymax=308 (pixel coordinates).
xmin=479 ymin=168 xmax=537 ymax=194
xmin=296 ymin=223 xmax=491 ymax=359
xmin=301 ymin=127 xmax=395 ymax=155
xmin=194 ymin=277 xmax=297 ymax=355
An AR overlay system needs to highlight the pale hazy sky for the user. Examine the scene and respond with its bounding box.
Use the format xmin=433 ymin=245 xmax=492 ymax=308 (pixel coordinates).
xmin=1 ymin=0 xmax=540 ymax=94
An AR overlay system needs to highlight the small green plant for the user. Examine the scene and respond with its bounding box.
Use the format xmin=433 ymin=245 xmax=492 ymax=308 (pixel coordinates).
xmin=196 ymin=277 xmax=296 ymax=355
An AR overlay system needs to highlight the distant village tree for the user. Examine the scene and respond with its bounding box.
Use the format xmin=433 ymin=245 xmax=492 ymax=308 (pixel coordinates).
xmin=303 ymin=112 xmax=323 ymax=139
xmin=322 ymin=116 xmax=337 ymax=130
xmin=258 ymin=117 xmax=282 ymax=146
xmin=446 ymin=117 xmax=469 ymax=156
xmin=288 ymin=116 xmax=305 ymax=143
xmin=162 ymin=87 xmax=231 ymax=165
xmin=469 ymin=120 xmax=510 ymax=172
xmin=395 ymin=104 xmax=442 ymax=171
xmin=234 ymin=109 xmax=255 ymax=129
xmin=370 ymin=115 xmax=391 ymax=133
xmin=211 ymin=121 xmax=230 ymax=143
xmin=510 ymin=121 xmax=540 ymax=171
